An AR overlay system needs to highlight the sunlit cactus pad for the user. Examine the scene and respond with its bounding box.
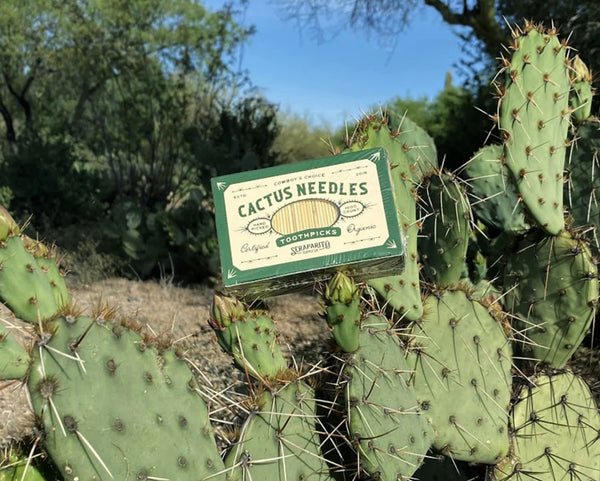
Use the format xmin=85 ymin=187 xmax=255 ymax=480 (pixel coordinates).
xmin=407 ymin=289 xmax=512 ymax=464
xmin=28 ymin=315 xmax=225 ymax=481
xmin=342 ymin=314 xmax=433 ymax=480
xmin=223 ymin=380 xmax=334 ymax=481
xmin=494 ymin=372 xmax=600 ymax=481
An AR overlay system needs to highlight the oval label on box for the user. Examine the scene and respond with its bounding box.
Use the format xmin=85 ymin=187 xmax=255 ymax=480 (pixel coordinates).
xmin=340 ymin=200 xmax=365 ymax=218
xmin=246 ymin=218 xmax=272 ymax=235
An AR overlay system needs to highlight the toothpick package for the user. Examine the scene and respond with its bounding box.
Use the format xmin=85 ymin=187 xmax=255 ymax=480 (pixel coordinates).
xmin=212 ymin=148 xmax=404 ymax=297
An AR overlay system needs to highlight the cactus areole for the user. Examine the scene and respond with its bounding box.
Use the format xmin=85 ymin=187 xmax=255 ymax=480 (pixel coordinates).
xmin=212 ymin=148 xmax=405 ymax=298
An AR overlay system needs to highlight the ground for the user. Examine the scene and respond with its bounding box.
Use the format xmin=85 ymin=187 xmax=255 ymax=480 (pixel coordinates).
xmin=0 ymin=278 xmax=329 ymax=447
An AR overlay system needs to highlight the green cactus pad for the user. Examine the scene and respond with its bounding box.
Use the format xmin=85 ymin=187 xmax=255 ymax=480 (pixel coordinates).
xmin=0 ymin=324 xmax=29 ymax=380
xmin=324 ymin=272 xmax=362 ymax=352
xmin=224 ymin=380 xmax=334 ymax=481
xmin=464 ymin=144 xmax=531 ymax=233
xmin=419 ymin=173 xmax=471 ymax=287
xmin=494 ymin=372 xmax=600 ymax=481
xmin=565 ymin=120 xmax=600 ymax=234
xmin=569 ymin=55 xmax=594 ymax=124
xmin=0 ymin=453 xmax=46 ymax=481
xmin=210 ymin=295 xmax=287 ymax=381
xmin=347 ymin=115 xmax=423 ymax=320
xmin=343 ymin=314 xmax=433 ymax=480
xmin=498 ymin=24 xmax=571 ymax=235
xmin=504 ymin=231 xmax=598 ymax=368
xmin=407 ymin=290 xmax=512 ymax=464
xmin=0 ymin=236 xmax=59 ymax=323
xmin=27 ymin=315 xmax=225 ymax=481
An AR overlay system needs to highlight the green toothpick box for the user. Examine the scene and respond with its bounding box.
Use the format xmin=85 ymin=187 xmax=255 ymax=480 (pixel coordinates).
xmin=212 ymin=148 xmax=404 ymax=297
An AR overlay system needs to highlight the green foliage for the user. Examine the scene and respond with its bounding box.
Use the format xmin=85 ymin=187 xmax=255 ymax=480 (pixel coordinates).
xmin=271 ymin=111 xmax=333 ymax=164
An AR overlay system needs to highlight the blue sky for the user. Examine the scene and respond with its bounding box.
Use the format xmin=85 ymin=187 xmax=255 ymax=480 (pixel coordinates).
xmin=206 ymin=0 xmax=466 ymax=127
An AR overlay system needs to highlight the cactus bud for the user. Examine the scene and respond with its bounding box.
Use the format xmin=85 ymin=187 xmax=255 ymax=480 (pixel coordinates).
xmin=209 ymin=294 xmax=245 ymax=331
xmin=0 ymin=206 xmax=19 ymax=241
xmin=325 ymin=271 xmax=358 ymax=306
xmin=571 ymin=55 xmax=591 ymax=82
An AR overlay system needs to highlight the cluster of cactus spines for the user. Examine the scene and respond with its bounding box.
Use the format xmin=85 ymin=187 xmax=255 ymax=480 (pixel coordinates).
xmin=27 ymin=312 xmax=225 ymax=481
xmin=418 ymin=172 xmax=472 ymax=287
xmin=223 ymin=381 xmax=334 ymax=481
xmin=569 ymin=55 xmax=594 ymax=124
xmin=0 ymin=324 xmax=29 ymax=380
xmin=497 ymin=22 xmax=572 ymax=235
xmin=494 ymin=372 xmax=600 ymax=481
xmin=324 ymin=271 xmax=362 ymax=352
xmin=406 ymin=289 xmax=512 ymax=464
xmin=209 ymin=294 xmax=287 ymax=381
xmin=341 ymin=314 xmax=432 ymax=480
xmin=463 ymin=145 xmax=531 ymax=234
xmin=504 ymin=231 xmax=598 ymax=368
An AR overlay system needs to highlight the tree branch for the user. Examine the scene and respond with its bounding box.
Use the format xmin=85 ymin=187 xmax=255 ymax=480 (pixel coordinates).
xmin=3 ymin=72 xmax=34 ymax=130
xmin=424 ymin=0 xmax=507 ymax=56
xmin=0 ymin=91 xmax=17 ymax=146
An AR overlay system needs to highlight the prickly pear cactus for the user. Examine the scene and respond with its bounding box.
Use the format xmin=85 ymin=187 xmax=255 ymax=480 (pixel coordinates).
xmin=498 ymin=23 xmax=571 ymax=234
xmin=210 ymin=294 xmax=287 ymax=381
xmin=419 ymin=172 xmax=471 ymax=286
xmin=464 ymin=144 xmax=531 ymax=233
xmin=27 ymin=314 xmax=225 ymax=481
xmin=407 ymin=289 xmax=512 ymax=464
xmin=504 ymin=231 xmax=598 ymax=368
xmin=223 ymin=380 xmax=334 ymax=481
xmin=494 ymin=372 xmax=600 ymax=481
xmin=0 ymin=451 xmax=46 ymax=481
xmin=0 ymin=324 xmax=29 ymax=380
xmin=341 ymin=314 xmax=433 ymax=480
xmin=324 ymin=271 xmax=361 ymax=352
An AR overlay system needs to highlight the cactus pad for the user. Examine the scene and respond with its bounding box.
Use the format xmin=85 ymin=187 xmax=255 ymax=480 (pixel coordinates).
xmin=494 ymin=372 xmax=600 ymax=481
xmin=419 ymin=173 xmax=471 ymax=287
xmin=210 ymin=295 xmax=287 ymax=381
xmin=498 ymin=24 xmax=571 ymax=234
xmin=407 ymin=290 xmax=512 ymax=464
xmin=347 ymin=115 xmax=424 ymax=320
xmin=223 ymin=380 xmax=334 ymax=481
xmin=464 ymin=144 xmax=531 ymax=233
xmin=504 ymin=231 xmax=598 ymax=368
xmin=569 ymin=55 xmax=594 ymax=124
xmin=0 ymin=324 xmax=29 ymax=380
xmin=27 ymin=315 xmax=225 ymax=481
xmin=342 ymin=314 xmax=433 ymax=480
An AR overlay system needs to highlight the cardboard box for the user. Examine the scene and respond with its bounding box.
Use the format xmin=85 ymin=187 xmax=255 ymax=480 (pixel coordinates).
xmin=212 ymin=148 xmax=404 ymax=298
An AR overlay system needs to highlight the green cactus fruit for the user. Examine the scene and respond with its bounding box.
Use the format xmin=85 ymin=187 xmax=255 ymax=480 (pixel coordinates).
xmin=419 ymin=172 xmax=471 ymax=287
xmin=565 ymin=119 xmax=600 ymax=235
xmin=324 ymin=272 xmax=361 ymax=352
xmin=569 ymin=55 xmax=594 ymax=124
xmin=407 ymin=289 xmax=512 ymax=464
xmin=342 ymin=314 xmax=433 ymax=480
xmin=223 ymin=380 xmax=334 ymax=481
xmin=0 ymin=452 xmax=46 ymax=481
xmin=498 ymin=23 xmax=571 ymax=235
xmin=504 ymin=231 xmax=598 ymax=368
xmin=464 ymin=144 xmax=531 ymax=233
xmin=0 ymin=236 xmax=59 ymax=323
xmin=27 ymin=314 xmax=225 ymax=481
xmin=210 ymin=294 xmax=287 ymax=381
xmin=0 ymin=324 xmax=29 ymax=380
xmin=22 ymin=236 xmax=70 ymax=310
xmin=346 ymin=115 xmax=423 ymax=320
xmin=494 ymin=372 xmax=600 ymax=481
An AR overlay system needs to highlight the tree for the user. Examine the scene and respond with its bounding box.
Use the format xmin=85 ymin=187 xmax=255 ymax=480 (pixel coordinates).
xmin=0 ymin=0 xmax=281 ymax=281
